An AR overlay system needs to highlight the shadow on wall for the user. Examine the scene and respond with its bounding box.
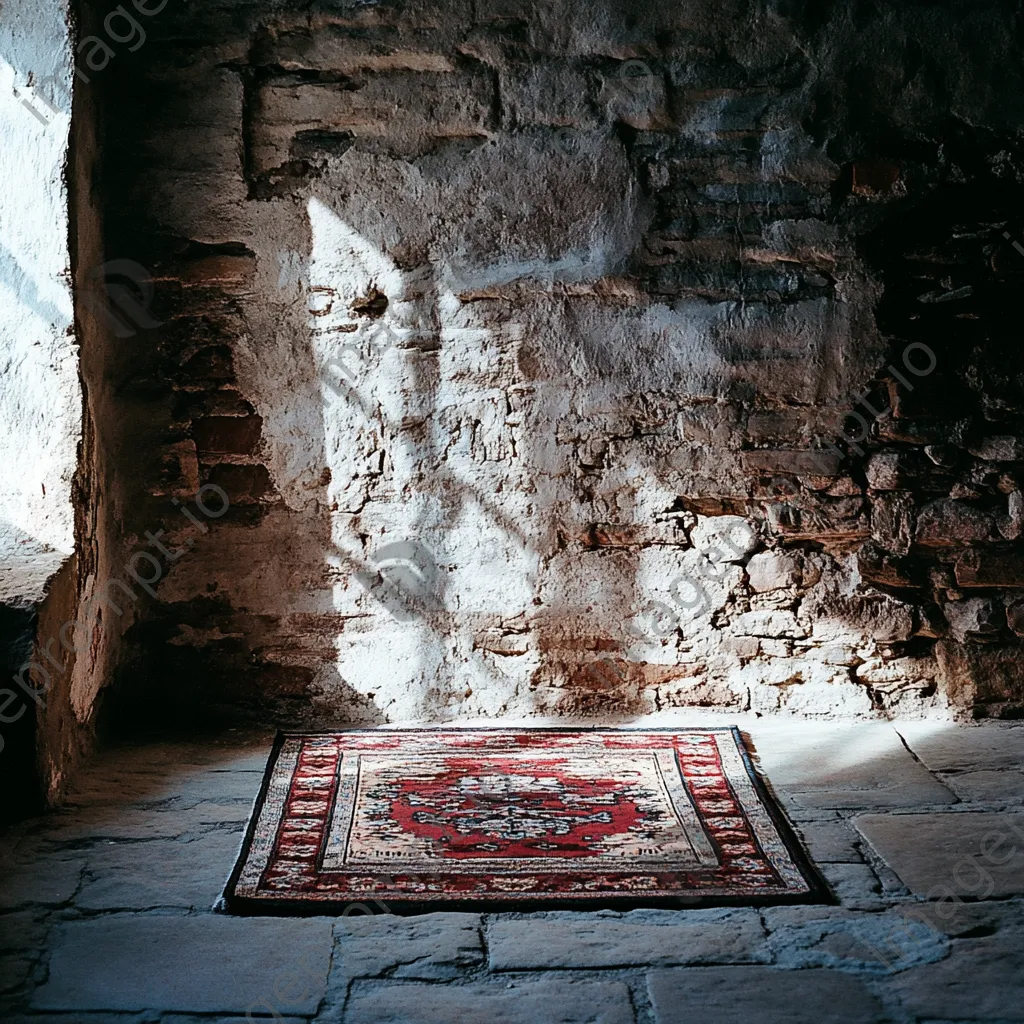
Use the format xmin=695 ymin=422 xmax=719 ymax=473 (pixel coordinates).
xmin=297 ymin=178 xmax=654 ymax=724
xmin=295 ymin=184 xmax=867 ymax=725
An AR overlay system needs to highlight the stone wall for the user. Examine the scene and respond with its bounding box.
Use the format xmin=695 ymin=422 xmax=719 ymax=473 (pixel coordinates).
xmin=0 ymin=0 xmax=85 ymax=817
xmin=85 ymin=0 xmax=1024 ymax=728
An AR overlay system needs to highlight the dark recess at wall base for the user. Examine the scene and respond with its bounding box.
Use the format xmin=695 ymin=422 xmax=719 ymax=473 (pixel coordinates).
xmin=0 ymin=606 xmax=43 ymax=822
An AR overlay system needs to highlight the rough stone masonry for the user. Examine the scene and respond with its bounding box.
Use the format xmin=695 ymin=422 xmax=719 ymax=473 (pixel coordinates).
xmin=78 ymin=0 xmax=1024 ymax=733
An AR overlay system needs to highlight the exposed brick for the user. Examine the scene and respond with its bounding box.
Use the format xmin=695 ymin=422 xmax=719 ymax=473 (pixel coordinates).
xmin=205 ymin=464 xmax=273 ymax=504
xmin=192 ymin=416 xmax=263 ymax=456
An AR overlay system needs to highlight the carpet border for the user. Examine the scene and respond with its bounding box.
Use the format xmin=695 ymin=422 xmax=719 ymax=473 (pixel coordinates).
xmin=219 ymin=726 xmax=834 ymax=916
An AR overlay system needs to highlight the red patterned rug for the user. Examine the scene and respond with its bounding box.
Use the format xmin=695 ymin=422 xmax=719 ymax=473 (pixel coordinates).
xmin=223 ymin=728 xmax=827 ymax=912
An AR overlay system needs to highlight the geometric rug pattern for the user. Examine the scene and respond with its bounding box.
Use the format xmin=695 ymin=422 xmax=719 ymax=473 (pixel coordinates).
xmin=223 ymin=728 xmax=826 ymax=912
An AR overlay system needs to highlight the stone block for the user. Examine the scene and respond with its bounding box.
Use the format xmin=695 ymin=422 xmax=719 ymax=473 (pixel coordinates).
xmin=817 ymin=862 xmax=882 ymax=902
xmin=690 ymin=515 xmax=758 ymax=562
xmin=344 ymin=978 xmax=635 ymax=1023
xmin=745 ymin=722 xmax=956 ymax=809
xmin=191 ymin=415 xmax=263 ymax=455
xmin=792 ymin=819 xmax=863 ymax=863
xmin=886 ymin=935 xmax=1024 ymax=1021
xmin=486 ymin=909 xmax=768 ymax=970
xmin=1006 ymin=598 xmax=1024 ymax=636
xmin=857 ymin=542 xmax=916 ymax=587
xmin=855 ymin=656 xmax=938 ymax=695
xmin=647 ymin=966 xmax=886 ymax=1024
xmin=330 ymin=913 xmax=483 ymax=982
xmin=0 ymin=910 xmax=48 ymax=953
xmin=0 ymin=854 xmax=84 ymax=909
xmin=856 ymin=811 xmax=1024 ymax=897
xmin=805 ymin=592 xmax=915 ymax=644
xmin=32 ymin=915 xmax=332 ymax=1014
xmin=601 ymin=67 xmax=671 ymax=130
xmin=943 ymin=597 xmax=1004 ymax=644
xmin=500 ymin=62 xmax=601 ymax=128
xmin=173 ymin=255 xmax=255 ymax=289
xmin=0 ymin=953 xmax=33 ymax=995
xmin=39 ymin=795 xmax=256 ymax=843
xmin=964 ymin=435 xmax=1024 ymax=461
xmin=934 ymin=640 xmax=1024 ymax=707
xmin=870 ymin=491 xmax=914 ymax=555
xmin=865 ymin=452 xmax=904 ymax=490
xmin=955 ymin=548 xmax=1024 ymax=587
xmin=916 ymin=500 xmax=995 ymax=545
xmin=258 ymin=26 xmax=465 ymax=75
xmin=740 ymin=449 xmax=840 ymax=476
xmin=998 ymin=490 xmax=1024 ymax=540
xmin=763 ymin=905 xmax=948 ymax=973
xmin=923 ymin=441 xmax=959 ymax=465
xmin=253 ymin=71 xmax=494 ymax=167
xmin=745 ymin=550 xmax=800 ymax=592
xmin=205 ymin=463 xmax=273 ymax=504
xmin=74 ymin=831 xmax=242 ymax=910
xmin=731 ymin=610 xmax=805 ymax=638
xmin=7 ymin=1016 xmax=303 ymax=1024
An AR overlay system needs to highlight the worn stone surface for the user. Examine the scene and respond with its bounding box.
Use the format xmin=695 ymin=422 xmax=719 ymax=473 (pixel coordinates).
xmin=6 ymin=1017 xmax=306 ymax=1024
xmin=0 ymin=955 xmax=34 ymax=997
xmin=887 ymin=935 xmax=1024 ymax=1021
xmin=9 ymin=1018 xmax=310 ymax=1024
xmin=330 ymin=913 xmax=484 ymax=985
xmin=744 ymin=723 xmax=956 ymax=809
xmin=487 ymin=909 xmax=768 ymax=969
xmin=870 ymin=492 xmax=915 ymax=556
xmin=343 ymin=978 xmax=636 ymax=1024
xmin=792 ymin=819 xmax=864 ymax=863
xmin=938 ymin=770 xmax=1024 ymax=804
xmin=0 ymin=854 xmax=84 ymax=910
xmin=1008 ymin=598 xmax=1024 ymax=636
xmin=647 ymin=967 xmax=888 ymax=1023
xmin=73 ymin=831 xmax=244 ymax=911
xmin=763 ymin=906 xmax=949 ymax=973
xmin=856 ymin=812 xmax=1024 ymax=897
xmin=816 ymin=862 xmax=884 ymax=903
xmin=3 ymin=725 xmax=1024 ymax=1022
xmin=745 ymin=551 xmax=801 ymax=593
xmin=895 ymin=722 xmax=1024 ymax=772
xmin=32 ymin=915 xmax=332 ymax=1014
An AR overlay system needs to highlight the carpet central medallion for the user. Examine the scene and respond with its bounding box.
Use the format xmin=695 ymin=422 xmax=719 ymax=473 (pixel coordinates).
xmin=224 ymin=728 xmax=826 ymax=911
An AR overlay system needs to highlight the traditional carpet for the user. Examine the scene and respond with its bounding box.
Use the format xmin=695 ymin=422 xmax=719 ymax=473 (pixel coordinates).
xmin=223 ymin=728 xmax=827 ymax=912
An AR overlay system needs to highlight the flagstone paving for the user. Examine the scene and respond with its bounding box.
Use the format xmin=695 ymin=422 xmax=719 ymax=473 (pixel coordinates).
xmin=1 ymin=719 xmax=1022 ymax=1023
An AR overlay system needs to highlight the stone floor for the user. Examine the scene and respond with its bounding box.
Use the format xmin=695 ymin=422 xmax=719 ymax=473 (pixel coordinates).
xmin=1 ymin=717 xmax=1023 ymax=1023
